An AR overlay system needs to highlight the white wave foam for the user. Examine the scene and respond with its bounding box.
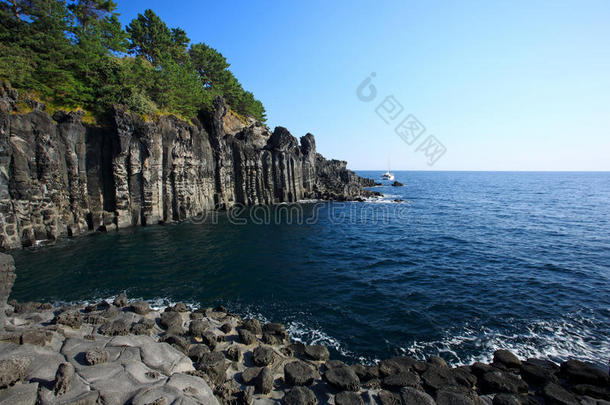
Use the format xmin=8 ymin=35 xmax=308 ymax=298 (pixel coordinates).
xmin=400 ymin=312 xmax=609 ymax=366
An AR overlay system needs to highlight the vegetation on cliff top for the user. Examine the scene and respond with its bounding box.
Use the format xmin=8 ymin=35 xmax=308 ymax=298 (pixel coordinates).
xmin=0 ymin=0 xmax=266 ymax=121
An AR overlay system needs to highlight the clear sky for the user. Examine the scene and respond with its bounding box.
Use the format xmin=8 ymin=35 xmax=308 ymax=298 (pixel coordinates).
xmin=115 ymin=1 xmax=610 ymax=171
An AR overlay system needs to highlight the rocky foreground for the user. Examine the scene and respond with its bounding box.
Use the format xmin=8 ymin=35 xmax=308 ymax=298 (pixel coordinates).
xmin=1 ymin=261 xmax=609 ymax=405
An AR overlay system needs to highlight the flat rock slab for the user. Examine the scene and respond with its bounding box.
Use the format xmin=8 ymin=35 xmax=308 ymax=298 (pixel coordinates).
xmin=0 ymin=382 xmax=38 ymax=405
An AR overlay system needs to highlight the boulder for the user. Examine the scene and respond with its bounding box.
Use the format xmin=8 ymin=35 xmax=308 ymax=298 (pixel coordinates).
xmin=159 ymin=311 xmax=183 ymax=330
xmin=262 ymin=322 xmax=288 ymax=339
xmin=54 ymin=310 xmax=83 ymax=328
xmin=479 ymin=371 xmax=528 ymax=395
xmin=220 ymin=323 xmax=232 ymax=334
xmin=129 ymin=300 xmax=150 ymax=315
xmin=560 ymin=359 xmax=609 ymax=387
xmin=436 ymin=387 xmax=481 ymax=405
xmin=542 ymin=382 xmax=578 ymax=404
xmin=391 ymin=181 xmax=404 ymax=187
xmin=493 ymin=350 xmax=521 ymax=369
xmin=427 ymin=355 xmax=448 ymax=368
xmin=520 ymin=359 xmax=558 ymax=385
xmin=241 ymin=367 xmax=262 ymax=385
xmin=421 ymin=365 xmax=458 ymax=392
xmin=226 ymin=346 xmax=242 ymax=362
xmin=492 ymin=393 xmax=524 ymax=405
xmin=84 ymin=347 xmax=110 ymax=365
xmin=304 ymin=344 xmax=330 ymax=361
xmin=284 ymin=361 xmax=318 ymax=386
xmin=255 ymin=366 xmax=273 ymax=394
xmin=335 ymin=391 xmax=364 ymax=405
xmin=113 ymin=293 xmax=127 ymax=307
xmin=98 ymin=319 xmax=130 ymax=336
xmin=381 ymin=370 xmax=421 ymax=390
xmin=238 ymin=328 xmax=257 ymax=345
xmin=324 ymin=364 xmax=360 ymax=391
xmin=377 ymin=390 xmax=401 ymax=405
xmin=242 ymin=319 xmax=262 ymax=334
xmin=0 ymin=357 xmax=30 ymax=388
xmin=284 ymin=386 xmax=318 ymax=405
xmin=188 ymin=344 xmax=210 ymax=362
xmin=188 ymin=319 xmax=208 ymax=338
xmin=399 ymin=386 xmax=436 ymax=405
xmin=54 ymin=362 xmax=75 ymax=395
xmin=252 ymin=345 xmax=275 ymax=366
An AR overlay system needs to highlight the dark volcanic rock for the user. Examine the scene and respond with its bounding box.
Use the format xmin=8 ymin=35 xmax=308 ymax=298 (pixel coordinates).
xmin=399 ymin=387 xmax=436 ymax=405
xmin=98 ymin=319 xmax=130 ymax=336
xmin=493 ymin=350 xmax=521 ymax=370
xmin=0 ymin=254 xmax=16 ymax=331
xmin=255 ymin=367 xmax=273 ymax=394
xmin=0 ymin=357 xmax=30 ymax=388
xmin=381 ymin=371 xmax=421 ymax=390
xmin=492 ymin=393 xmax=524 ymax=405
xmin=241 ymin=367 xmax=262 ymax=385
xmin=304 ymin=345 xmax=330 ymax=361
xmin=0 ymin=97 xmax=376 ymax=250
xmin=284 ymin=361 xmax=318 ymax=386
xmin=238 ymin=328 xmax=257 ymax=345
xmin=324 ymin=364 xmax=360 ymax=391
xmin=560 ymin=359 xmax=609 ymax=387
xmin=542 ymin=382 xmax=578 ymax=404
xmin=54 ymin=362 xmax=75 ymax=395
xmin=54 ymin=311 xmax=83 ymax=329
xmin=129 ymin=300 xmax=150 ymax=315
xmin=436 ymin=387 xmax=481 ymax=405
xmin=520 ymin=359 xmax=558 ymax=385
xmin=335 ymin=391 xmax=364 ymax=405
xmin=242 ymin=319 xmax=262 ymax=334
xmin=252 ymin=345 xmax=274 ymax=366
xmin=113 ymin=293 xmax=127 ymax=307
xmin=284 ymin=386 xmax=318 ymax=405
xmin=421 ymin=365 xmax=458 ymax=392
xmin=159 ymin=311 xmax=182 ymax=330
xmin=391 ymin=181 xmax=404 ymax=187
xmin=84 ymin=347 xmax=109 ymax=365
xmin=479 ymin=371 xmax=528 ymax=395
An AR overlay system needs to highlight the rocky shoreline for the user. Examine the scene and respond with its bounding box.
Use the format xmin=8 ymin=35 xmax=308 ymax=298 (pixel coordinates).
xmin=1 ymin=255 xmax=609 ymax=405
xmin=0 ymin=82 xmax=379 ymax=250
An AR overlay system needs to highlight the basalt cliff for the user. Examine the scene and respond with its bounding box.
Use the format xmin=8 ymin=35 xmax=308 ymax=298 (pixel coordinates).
xmin=0 ymin=85 xmax=376 ymax=250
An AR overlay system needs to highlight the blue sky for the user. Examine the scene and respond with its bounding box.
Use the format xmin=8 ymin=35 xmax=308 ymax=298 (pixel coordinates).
xmin=116 ymin=1 xmax=610 ymax=171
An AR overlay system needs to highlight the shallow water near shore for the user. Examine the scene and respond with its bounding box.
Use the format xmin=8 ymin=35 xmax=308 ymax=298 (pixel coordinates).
xmin=9 ymin=171 xmax=610 ymax=367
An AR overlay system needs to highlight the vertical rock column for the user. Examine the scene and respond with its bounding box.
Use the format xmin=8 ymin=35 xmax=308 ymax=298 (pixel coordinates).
xmin=0 ymin=253 xmax=15 ymax=331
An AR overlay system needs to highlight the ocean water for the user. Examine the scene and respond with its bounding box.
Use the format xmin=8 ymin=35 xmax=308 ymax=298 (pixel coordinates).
xmin=9 ymin=171 xmax=610 ymax=367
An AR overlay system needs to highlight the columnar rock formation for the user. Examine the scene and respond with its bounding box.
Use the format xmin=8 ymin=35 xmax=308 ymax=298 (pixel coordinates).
xmin=0 ymin=84 xmax=376 ymax=249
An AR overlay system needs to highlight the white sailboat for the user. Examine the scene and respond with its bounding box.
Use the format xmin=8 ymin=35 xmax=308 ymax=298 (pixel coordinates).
xmin=381 ymin=156 xmax=395 ymax=181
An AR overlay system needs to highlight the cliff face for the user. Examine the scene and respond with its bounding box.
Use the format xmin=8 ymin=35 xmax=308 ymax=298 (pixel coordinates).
xmin=0 ymin=88 xmax=375 ymax=250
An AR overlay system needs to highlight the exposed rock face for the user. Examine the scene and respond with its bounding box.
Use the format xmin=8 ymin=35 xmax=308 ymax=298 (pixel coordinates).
xmin=0 ymin=90 xmax=375 ymax=250
xmin=0 ymin=253 xmax=15 ymax=330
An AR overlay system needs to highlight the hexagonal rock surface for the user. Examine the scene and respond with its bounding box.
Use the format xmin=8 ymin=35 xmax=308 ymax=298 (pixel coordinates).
xmin=284 ymin=361 xmax=318 ymax=386
xmin=324 ymin=364 xmax=360 ymax=391
xmin=284 ymin=386 xmax=318 ymax=405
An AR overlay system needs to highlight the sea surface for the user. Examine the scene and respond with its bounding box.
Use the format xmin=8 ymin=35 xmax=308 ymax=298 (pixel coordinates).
xmin=10 ymin=171 xmax=610 ymax=367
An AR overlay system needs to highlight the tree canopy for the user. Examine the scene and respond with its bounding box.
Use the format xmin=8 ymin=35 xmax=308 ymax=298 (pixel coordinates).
xmin=0 ymin=0 xmax=267 ymax=121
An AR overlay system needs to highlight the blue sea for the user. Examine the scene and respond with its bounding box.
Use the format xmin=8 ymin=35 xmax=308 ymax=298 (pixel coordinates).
xmin=9 ymin=171 xmax=610 ymax=367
